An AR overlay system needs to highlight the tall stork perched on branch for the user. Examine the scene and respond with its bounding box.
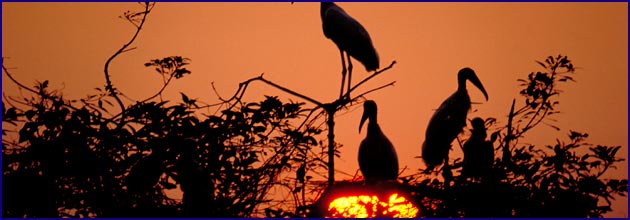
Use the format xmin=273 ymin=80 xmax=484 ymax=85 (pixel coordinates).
xmin=321 ymin=2 xmax=380 ymax=98
xmin=422 ymin=68 xmax=489 ymax=172
xmin=359 ymin=100 xmax=399 ymax=183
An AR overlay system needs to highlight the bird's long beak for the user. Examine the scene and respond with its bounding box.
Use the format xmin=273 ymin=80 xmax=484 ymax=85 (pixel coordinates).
xmin=468 ymin=73 xmax=489 ymax=101
xmin=359 ymin=108 xmax=369 ymax=133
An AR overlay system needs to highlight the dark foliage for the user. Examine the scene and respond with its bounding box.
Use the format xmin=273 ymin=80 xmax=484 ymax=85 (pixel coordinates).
xmin=2 ymin=66 xmax=326 ymax=217
xmin=2 ymin=3 xmax=625 ymax=217
xmin=402 ymin=55 xmax=627 ymax=217
xmin=2 ymin=4 xmax=330 ymax=217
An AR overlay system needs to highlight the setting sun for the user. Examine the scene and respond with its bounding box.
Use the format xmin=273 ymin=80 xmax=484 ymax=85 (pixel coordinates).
xmin=2 ymin=2 xmax=627 ymax=218
xmin=327 ymin=193 xmax=419 ymax=218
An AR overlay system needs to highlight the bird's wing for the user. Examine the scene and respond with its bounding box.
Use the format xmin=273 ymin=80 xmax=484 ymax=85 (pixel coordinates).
xmin=422 ymin=91 xmax=471 ymax=167
xmin=377 ymin=132 xmax=399 ymax=171
xmin=322 ymin=7 xmax=369 ymax=45
xmin=321 ymin=5 xmax=379 ymax=71
xmin=322 ymin=6 xmax=345 ymax=40
xmin=358 ymin=130 xmax=399 ymax=181
xmin=425 ymin=92 xmax=468 ymax=142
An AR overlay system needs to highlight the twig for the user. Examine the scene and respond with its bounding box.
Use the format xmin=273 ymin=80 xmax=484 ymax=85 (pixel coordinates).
xmin=214 ymin=74 xmax=325 ymax=109
xmin=502 ymin=99 xmax=516 ymax=164
xmin=257 ymin=76 xmax=323 ymax=107
xmin=350 ymin=81 xmax=396 ymax=102
xmin=2 ymin=60 xmax=81 ymax=112
xmin=103 ymin=2 xmax=154 ymax=127
xmin=347 ymin=60 xmax=397 ymax=96
xmin=2 ymin=61 xmax=38 ymax=95
xmin=140 ymin=72 xmax=175 ymax=103
xmin=296 ymin=106 xmax=324 ymax=131
xmin=456 ymin=136 xmax=464 ymax=151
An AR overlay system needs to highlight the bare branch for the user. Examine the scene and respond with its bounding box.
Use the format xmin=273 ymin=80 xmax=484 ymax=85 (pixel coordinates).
xmin=347 ymin=60 xmax=397 ymax=97
xmin=140 ymin=71 xmax=176 ymax=103
xmin=211 ymin=74 xmax=324 ymax=109
xmin=350 ymin=81 xmax=396 ymax=103
xmin=103 ymin=2 xmax=154 ymax=126
xmin=2 ymin=59 xmax=81 ymax=112
xmin=256 ymin=76 xmax=324 ymax=107
xmin=2 ymin=58 xmax=39 ymax=95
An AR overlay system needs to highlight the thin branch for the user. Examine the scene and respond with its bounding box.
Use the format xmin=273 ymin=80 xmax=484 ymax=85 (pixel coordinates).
xmin=103 ymin=2 xmax=153 ymax=125
xmin=211 ymin=81 xmax=230 ymax=102
xmin=350 ymin=81 xmax=396 ymax=103
xmin=2 ymin=60 xmax=81 ymax=112
xmin=210 ymin=75 xmax=260 ymax=111
xmin=141 ymin=72 xmax=175 ymax=102
xmin=121 ymin=46 xmax=138 ymax=53
xmin=256 ymin=76 xmax=323 ymax=107
xmin=347 ymin=60 xmax=397 ymax=96
xmin=2 ymin=59 xmax=39 ymax=95
xmin=502 ymin=99 xmax=516 ymax=165
xmin=213 ymin=74 xmax=325 ymax=110
xmin=296 ymin=106 xmax=324 ymax=131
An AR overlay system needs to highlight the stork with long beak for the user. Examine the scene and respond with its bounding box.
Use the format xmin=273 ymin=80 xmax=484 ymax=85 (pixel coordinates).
xmin=421 ymin=68 xmax=489 ymax=171
xmin=359 ymin=100 xmax=399 ymax=183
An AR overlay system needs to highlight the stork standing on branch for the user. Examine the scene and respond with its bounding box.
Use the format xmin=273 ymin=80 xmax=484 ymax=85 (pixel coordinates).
xmin=359 ymin=100 xmax=399 ymax=184
xmin=421 ymin=68 xmax=489 ymax=172
xmin=321 ymin=2 xmax=380 ymax=99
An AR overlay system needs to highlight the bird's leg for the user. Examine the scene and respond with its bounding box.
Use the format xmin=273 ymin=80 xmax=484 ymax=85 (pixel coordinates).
xmin=345 ymin=53 xmax=353 ymax=99
xmin=339 ymin=49 xmax=347 ymax=99
xmin=442 ymin=155 xmax=453 ymax=188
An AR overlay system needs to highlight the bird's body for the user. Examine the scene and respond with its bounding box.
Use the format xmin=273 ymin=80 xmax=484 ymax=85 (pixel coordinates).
xmin=422 ymin=68 xmax=488 ymax=170
xmin=178 ymin=139 xmax=214 ymax=216
xmin=359 ymin=100 xmax=399 ymax=183
xmin=126 ymin=151 xmax=165 ymax=194
xmin=321 ymin=2 xmax=379 ymax=97
xmin=422 ymin=91 xmax=471 ymax=167
xmin=462 ymin=117 xmax=494 ymax=179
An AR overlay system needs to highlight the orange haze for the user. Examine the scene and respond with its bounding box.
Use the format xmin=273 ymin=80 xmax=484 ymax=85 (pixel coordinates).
xmin=2 ymin=2 xmax=627 ymax=217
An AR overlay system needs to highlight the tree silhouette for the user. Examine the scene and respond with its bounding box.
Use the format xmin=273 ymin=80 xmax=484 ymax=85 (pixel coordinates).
xmin=401 ymin=55 xmax=627 ymax=218
xmin=2 ymin=3 xmax=394 ymax=217
xmin=2 ymin=3 xmax=626 ymax=218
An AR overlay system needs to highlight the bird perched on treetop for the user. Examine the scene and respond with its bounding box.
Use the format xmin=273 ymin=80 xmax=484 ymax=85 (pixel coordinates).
xmin=177 ymin=138 xmax=214 ymax=216
xmin=321 ymin=2 xmax=380 ymax=98
xmin=359 ymin=100 xmax=399 ymax=184
xmin=421 ymin=67 xmax=488 ymax=172
xmin=126 ymin=149 xmax=167 ymax=195
xmin=462 ymin=117 xmax=494 ymax=180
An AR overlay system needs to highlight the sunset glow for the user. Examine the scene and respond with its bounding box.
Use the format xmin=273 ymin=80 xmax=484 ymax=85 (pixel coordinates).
xmin=2 ymin=2 xmax=627 ymax=217
xmin=327 ymin=193 xmax=419 ymax=218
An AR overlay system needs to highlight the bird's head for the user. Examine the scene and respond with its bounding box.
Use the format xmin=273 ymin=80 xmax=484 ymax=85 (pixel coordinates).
xmin=458 ymin=67 xmax=489 ymax=101
xmin=470 ymin=117 xmax=486 ymax=131
xmin=359 ymin=100 xmax=378 ymax=133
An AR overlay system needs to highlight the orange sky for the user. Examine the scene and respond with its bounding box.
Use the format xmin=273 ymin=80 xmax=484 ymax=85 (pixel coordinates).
xmin=2 ymin=2 xmax=628 ymax=217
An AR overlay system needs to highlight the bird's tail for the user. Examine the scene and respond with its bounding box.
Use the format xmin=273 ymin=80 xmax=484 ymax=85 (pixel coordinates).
xmin=421 ymin=141 xmax=450 ymax=168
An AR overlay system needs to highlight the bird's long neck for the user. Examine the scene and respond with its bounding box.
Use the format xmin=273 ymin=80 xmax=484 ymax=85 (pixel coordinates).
xmin=457 ymin=77 xmax=468 ymax=92
xmin=367 ymin=116 xmax=382 ymax=136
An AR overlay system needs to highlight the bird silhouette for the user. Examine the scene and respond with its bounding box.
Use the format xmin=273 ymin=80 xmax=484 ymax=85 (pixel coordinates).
xmin=422 ymin=67 xmax=488 ymax=171
xmin=321 ymin=2 xmax=380 ymax=98
xmin=125 ymin=149 xmax=166 ymax=194
xmin=358 ymin=100 xmax=399 ymax=183
xmin=462 ymin=117 xmax=494 ymax=180
xmin=177 ymin=139 xmax=214 ymax=216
